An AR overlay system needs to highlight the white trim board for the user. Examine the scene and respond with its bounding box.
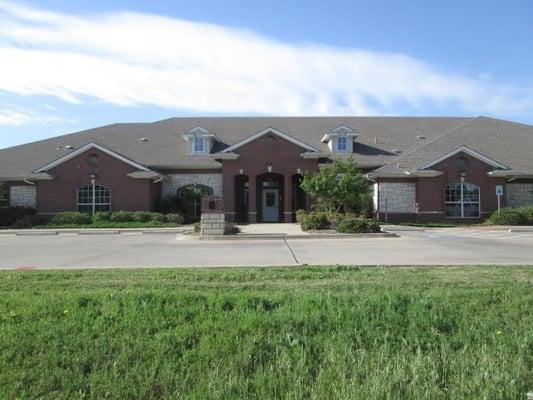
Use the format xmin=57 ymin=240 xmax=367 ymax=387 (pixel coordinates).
xmin=220 ymin=127 xmax=318 ymax=153
xmin=418 ymin=145 xmax=509 ymax=170
xmin=35 ymin=142 xmax=152 ymax=173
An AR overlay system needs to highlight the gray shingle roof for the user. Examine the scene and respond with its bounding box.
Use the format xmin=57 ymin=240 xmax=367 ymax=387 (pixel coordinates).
xmin=2 ymin=116 xmax=530 ymax=179
xmin=371 ymin=117 xmax=533 ymax=177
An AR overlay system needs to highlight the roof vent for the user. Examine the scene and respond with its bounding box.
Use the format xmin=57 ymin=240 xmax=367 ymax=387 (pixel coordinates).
xmin=139 ymin=137 xmax=149 ymax=143
xmin=417 ymin=135 xmax=426 ymax=140
xmin=64 ymin=145 xmax=74 ymax=150
xmin=392 ymin=149 xmax=402 ymax=154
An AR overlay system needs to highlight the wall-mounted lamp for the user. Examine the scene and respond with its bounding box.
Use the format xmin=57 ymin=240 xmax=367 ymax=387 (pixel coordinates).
xmin=296 ymin=168 xmax=302 ymax=174
xmin=89 ymin=173 xmax=97 ymax=185
xmin=266 ymin=163 xmax=273 ymax=173
xmin=460 ymin=172 xmax=466 ymax=183
xmin=239 ymin=168 xmax=244 ymax=175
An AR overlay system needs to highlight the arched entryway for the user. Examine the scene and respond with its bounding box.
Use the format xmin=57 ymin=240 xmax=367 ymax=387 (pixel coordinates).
xmin=256 ymin=173 xmax=284 ymax=222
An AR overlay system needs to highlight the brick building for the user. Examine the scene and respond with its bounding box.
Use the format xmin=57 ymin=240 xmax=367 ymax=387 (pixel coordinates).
xmin=1 ymin=116 xmax=532 ymax=222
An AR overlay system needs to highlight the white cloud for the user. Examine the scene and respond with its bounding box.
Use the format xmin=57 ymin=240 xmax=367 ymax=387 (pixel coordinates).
xmin=0 ymin=0 xmax=531 ymax=116
xmin=0 ymin=106 xmax=74 ymax=126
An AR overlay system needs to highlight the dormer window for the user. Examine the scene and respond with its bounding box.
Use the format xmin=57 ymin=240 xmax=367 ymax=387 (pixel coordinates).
xmin=337 ymin=136 xmax=347 ymax=152
xmin=321 ymin=125 xmax=357 ymax=153
xmin=182 ymin=126 xmax=219 ymax=155
xmin=193 ymin=137 xmax=205 ymax=153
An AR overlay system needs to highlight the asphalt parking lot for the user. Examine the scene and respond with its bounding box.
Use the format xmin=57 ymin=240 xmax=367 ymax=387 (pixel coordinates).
xmin=1 ymin=228 xmax=533 ymax=269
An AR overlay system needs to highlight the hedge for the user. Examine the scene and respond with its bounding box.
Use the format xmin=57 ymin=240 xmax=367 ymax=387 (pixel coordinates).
xmin=297 ymin=210 xmax=380 ymax=233
xmin=487 ymin=206 xmax=533 ymax=225
xmin=0 ymin=206 xmax=36 ymax=227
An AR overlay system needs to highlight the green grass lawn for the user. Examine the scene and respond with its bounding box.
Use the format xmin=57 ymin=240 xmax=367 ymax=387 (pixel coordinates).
xmin=1 ymin=266 xmax=531 ymax=399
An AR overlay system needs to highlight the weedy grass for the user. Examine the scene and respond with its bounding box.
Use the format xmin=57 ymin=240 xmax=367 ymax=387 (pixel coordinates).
xmin=0 ymin=266 xmax=531 ymax=399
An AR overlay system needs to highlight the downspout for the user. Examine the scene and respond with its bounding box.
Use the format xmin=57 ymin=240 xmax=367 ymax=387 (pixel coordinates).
xmin=23 ymin=178 xmax=35 ymax=185
xmin=153 ymin=175 xmax=164 ymax=184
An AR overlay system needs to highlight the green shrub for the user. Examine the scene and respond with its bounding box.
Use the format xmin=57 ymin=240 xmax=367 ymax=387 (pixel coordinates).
xmin=521 ymin=206 xmax=533 ymax=223
xmin=336 ymin=216 xmax=381 ymax=233
xmin=224 ymin=222 xmax=240 ymax=235
xmin=299 ymin=211 xmax=330 ymax=231
xmin=150 ymin=212 xmax=166 ymax=223
xmin=165 ymin=213 xmax=184 ymax=225
xmin=12 ymin=215 xmax=33 ymax=229
xmin=487 ymin=208 xmax=528 ymax=225
xmin=0 ymin=206 xmax=36 ymax=226
xmin=110 ymin=211 xmax=136 ymax=222
xmin=93 ymin=211 xmax=111 ymax=222
xmin=132 ymin=211 xmax=153 ymax=223
xmin=51 ymin=211 xmax=92 ymax=225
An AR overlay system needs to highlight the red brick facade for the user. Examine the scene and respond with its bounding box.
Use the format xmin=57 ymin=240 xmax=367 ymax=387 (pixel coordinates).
xmin=35 ymin=148 xmax=160 ymax=213
xmin=377 ymin=151 xmax=507 ymax=222
xmin=221 ymin=133 xmax=319 ymax=222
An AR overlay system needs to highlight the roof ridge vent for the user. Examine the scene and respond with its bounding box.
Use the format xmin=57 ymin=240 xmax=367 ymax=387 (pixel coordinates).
xmin=392 ymin=149 xmax=402 ymax=154
xmin=417 ymin=135 xmax=427 ymax=140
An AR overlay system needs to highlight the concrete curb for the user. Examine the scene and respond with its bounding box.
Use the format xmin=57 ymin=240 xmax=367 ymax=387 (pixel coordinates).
xmin=196 ymin=232 xmax=399 ymax=240
xmin=0 ymin=228 xmax=192 ymax=236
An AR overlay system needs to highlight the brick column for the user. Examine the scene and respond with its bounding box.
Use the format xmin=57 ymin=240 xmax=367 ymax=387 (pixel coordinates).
xmin=248 ymin=175 xmax=257 ymax=223
xmin=222 ymin=172 xmax=235 ymax=222
xmin=283 ymin=174 xmax=292 ymax=222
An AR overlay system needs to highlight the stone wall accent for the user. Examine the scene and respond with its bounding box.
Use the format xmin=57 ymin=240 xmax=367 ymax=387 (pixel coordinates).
xmin=10 ymin=186 xmax=37 ymax=208
xmin=378 ymin=182 xmax=416 ymax=213
xmin=507 ymin=183 xmax=533 ymax=208
xmin=200 ymin=196 xmax=225 ymax=235
xmin=162 ymin=173 xmax=223 ymax=198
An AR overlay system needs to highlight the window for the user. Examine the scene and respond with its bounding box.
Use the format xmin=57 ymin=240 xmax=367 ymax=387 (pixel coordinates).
xmin=445 ymin=182 xmax=480 ymax=218
xmin=193 ymin=137 xmax=205 ymax=153
xmin=77 ymin=184 xmax=111 ymax=214
xmin=337 ymin=136 xmax=347 ymax=152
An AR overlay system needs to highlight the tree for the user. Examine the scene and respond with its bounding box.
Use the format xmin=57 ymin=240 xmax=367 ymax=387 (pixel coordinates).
xmin=300 ymin=159 xmax=371 ymax=214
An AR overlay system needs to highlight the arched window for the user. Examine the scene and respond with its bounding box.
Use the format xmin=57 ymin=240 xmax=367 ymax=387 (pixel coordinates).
xmin=445 ymin=182 xmax=480 ymax=218
xmin=176 ymin=184 xmax=213 ymax=222
xmin=77 ymin=184 xmax=111 ymax=214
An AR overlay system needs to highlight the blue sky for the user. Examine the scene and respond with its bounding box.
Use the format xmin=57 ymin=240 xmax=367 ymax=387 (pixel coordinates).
xmin=0 ymin=0 xmax=532 ymax=149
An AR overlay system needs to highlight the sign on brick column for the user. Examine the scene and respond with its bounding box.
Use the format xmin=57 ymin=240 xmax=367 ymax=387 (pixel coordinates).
xmin=200 ymin=196 xmax=225 ymax=235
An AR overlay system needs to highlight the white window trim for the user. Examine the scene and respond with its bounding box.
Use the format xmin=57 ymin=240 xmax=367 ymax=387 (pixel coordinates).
xmin=336 ymin=136 xmax=347 ymax=152
xmin=77 ymin=184 xmax=112 ymax=215
xmin=444 ymin=182 xmax=481 ymax=218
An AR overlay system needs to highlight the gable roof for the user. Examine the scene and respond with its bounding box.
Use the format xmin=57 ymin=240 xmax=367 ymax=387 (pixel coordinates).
xmin=35 ymin=142 xmax=153 ymax=173
xmin=418 ymin=145 xmax=509 ymax=170
xmin=221 ymin=127 xmax=318 ymax=153
xmin=1 ymin=116 xmax=532 ymax=180
xmin=371 ymin=117 xmax=533 ymax=178
xmin=0 ymin=117 xmax=474 ymax=179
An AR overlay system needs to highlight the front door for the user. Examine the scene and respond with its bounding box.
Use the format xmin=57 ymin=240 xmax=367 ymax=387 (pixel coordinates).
xmin=262 ymin=188 xmax=279 ymax=222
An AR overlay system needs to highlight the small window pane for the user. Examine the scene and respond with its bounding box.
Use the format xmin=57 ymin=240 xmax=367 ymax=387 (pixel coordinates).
xmin=193 ymin=138 xmax=204 ymax=152
xmin=266 ymin=192 xmax=275 ymax=207
xmin=445 ymin=203 xmax=462 ymax=217
xmin=337 ymin=136 xmax=347 ymax=151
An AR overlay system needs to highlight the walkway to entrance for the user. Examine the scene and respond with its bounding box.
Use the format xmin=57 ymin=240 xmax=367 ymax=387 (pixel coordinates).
xmin=237 ymin=223 xmax=307 ymax=235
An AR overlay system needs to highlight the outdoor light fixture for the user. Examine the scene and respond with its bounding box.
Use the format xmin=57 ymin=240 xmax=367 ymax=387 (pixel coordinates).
xmin=296 ymin=168 xmax=302 ymax=174
xmin=266 ymin=163 xmax=273 ymax=173
xmin=460 ymin=172 xmax=466 ymax=183
xmin=239 ymin=168 xmax=244 ymax=175
xmin=89 ymin=173 xmax=97 ymax=185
